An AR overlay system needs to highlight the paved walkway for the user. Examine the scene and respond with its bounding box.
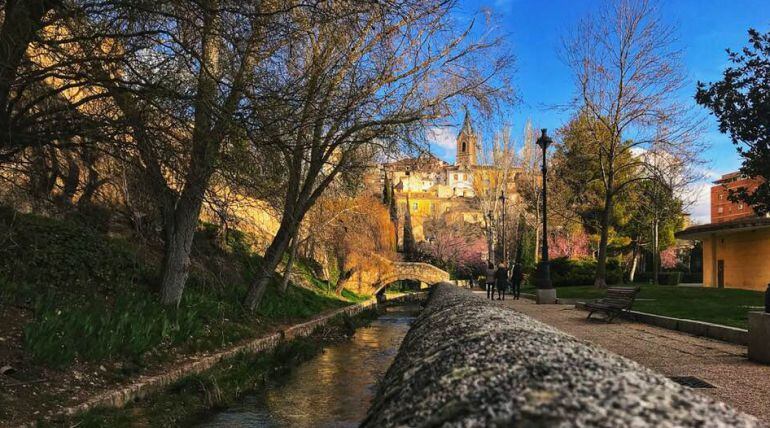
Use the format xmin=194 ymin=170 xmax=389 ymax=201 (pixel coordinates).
xmin=474 ymin=292 xmax=770 ymax=424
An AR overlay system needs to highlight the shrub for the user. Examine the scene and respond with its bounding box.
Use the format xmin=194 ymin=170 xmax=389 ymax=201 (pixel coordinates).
xmin=660 ymin=271 xmax=682 ymax=286
xmin=63 ymin=204 xmax=113 ymax=233
xmin=549 ymin=257 xmax=623 ymax=287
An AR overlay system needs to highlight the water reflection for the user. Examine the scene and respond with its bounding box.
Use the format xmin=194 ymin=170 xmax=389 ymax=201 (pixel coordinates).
xmin=199 ymin=304 xmax=418 ymax=428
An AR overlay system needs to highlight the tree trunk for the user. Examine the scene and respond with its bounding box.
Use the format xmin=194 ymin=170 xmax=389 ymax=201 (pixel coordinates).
xmin=77 ymin=150 xmax=101 ymax=208
xmin=280 ymin=231 xmax=299 ymax=293
xmin=59 ymin=149 xmax=80 ymax=206
xmin=486 ymin=224 xmax=496 ymax=265
xmin=629 ymin=238 xmax=640 ymax=283
xmin=159 ymin=0 xmax=222 ymax=306
xmin=159 ymin=202 xmax=201 ymax=305
xmin=534 ymin=222 xmax=540 ymax=264
xmin=245 ymin=220 xmax=295 ymax=310
xmin=335 ymin=269 xmax=353 ymax=295
xmin=653 ymin=218 xmax=659 ymax=285
xmin=594 ymin=190 xmax=613 ymax=288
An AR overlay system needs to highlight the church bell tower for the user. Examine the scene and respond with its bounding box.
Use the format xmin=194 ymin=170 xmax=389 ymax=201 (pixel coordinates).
xmin=456 ymin=108 xmax=477 ymax=167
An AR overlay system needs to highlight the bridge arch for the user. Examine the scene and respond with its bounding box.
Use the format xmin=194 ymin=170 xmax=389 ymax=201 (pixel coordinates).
xmin=371 ymin=262 xmax=450 ymax=294
xmin=341 ymin=255 xmax=450 ymax=297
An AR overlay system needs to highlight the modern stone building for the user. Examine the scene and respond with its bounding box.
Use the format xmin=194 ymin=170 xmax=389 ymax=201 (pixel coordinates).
xmin=677 ymin=172 xmax=770 ymax=291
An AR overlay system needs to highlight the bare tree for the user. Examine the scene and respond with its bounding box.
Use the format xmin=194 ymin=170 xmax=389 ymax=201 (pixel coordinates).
xmin=0 ymin=1 xmax=125 ymax=212
xmin=516 ymin=119 xmax=543 ymax=263
xmin=0 ymin=0 xmax=66 ymax=162
xmin=241 ymin=0 xmax=513 ymax=310
xmin=474 ymin=125 xmax=518 ymax=265
xmin=72 ymin=1 xmax=285 ymax=305
xmin=561 ymin=0 xmax=702 ymax=287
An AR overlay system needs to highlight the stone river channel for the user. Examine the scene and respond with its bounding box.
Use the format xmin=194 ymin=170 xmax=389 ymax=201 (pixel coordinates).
xmin=199 ymin=304 xmax=419 ymax=427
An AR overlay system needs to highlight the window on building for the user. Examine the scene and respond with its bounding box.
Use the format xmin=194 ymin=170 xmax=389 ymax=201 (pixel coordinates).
xmin=717 ymin=206 xmax=724 ymax=213
xmin=718 ymin=194 xmax=723 ymax=200
xmin=739 ymin=204 xmax=744 ymax=210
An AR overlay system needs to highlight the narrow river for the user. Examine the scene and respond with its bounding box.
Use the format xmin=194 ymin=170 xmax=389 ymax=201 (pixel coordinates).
xmin=199 ymin=304 xmax=418 ymax=428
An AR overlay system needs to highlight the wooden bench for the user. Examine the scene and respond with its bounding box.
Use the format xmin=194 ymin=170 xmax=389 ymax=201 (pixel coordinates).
xmin=585 ymin=287 xmax=640 ymax=323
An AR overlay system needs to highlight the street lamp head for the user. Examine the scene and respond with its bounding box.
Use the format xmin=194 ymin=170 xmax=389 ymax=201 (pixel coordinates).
xmin=536 ymin=128 xmax=552 ymax=151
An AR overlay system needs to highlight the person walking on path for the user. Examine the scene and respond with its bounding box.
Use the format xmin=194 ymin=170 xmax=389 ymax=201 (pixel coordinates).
xmin=485 ymin=262 xmax=496 ymax=299
xmin=494 ymin=262 xmax=509 ymax=301
xmin=511 ymin=263 xmax=524 ymax=300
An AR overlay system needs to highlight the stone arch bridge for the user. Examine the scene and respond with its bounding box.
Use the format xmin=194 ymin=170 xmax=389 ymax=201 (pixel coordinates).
xmin=345 ymin=258 xmax=450 ymax=296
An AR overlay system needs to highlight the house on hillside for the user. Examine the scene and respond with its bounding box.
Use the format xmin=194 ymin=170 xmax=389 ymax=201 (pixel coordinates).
xmin=676 ymin=172 xmax=770 ymax=291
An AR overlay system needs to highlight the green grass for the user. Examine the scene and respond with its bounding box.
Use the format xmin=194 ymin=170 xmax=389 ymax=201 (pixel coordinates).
xmin=531 ymin=284 xmax=764 ymax=329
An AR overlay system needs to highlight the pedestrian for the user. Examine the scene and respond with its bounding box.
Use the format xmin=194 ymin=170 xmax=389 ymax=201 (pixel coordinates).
xmin=511 ymin=262 xmax=524 ymax=300
xmin=485 ymin=262 xmax=496 ymax=299
xmin=494 ymin=262 xmax=508 ymax=301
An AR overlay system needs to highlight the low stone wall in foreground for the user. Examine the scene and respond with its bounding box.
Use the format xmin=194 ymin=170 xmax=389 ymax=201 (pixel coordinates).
xmin=363 ymin=283 xmax=760 ymax=427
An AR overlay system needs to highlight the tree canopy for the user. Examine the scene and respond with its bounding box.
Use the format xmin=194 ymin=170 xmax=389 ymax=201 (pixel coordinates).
xmin=696 ymin=28 xmax=770 ymax=215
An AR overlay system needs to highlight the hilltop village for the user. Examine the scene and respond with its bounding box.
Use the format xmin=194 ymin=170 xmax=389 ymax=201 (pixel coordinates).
xmin=375 ymin=111 xmax=523 ymax=246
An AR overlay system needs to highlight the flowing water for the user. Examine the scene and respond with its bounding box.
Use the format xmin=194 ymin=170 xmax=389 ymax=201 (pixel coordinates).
xmin=199 ymin=304 xmax=418 ymax=428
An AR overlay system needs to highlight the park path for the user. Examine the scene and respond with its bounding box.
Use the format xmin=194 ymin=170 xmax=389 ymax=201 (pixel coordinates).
xmin=478 ymin=293 xmax=770 ymax=424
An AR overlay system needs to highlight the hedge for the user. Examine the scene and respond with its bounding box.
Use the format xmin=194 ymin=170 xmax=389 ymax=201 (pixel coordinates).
xmin=548 ymin=257 xmax=623 ymax=287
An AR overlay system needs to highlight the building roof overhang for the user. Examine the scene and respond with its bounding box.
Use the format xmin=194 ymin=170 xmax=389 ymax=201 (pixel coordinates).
xmin=675 ymin=216 xmax=770 ymax=240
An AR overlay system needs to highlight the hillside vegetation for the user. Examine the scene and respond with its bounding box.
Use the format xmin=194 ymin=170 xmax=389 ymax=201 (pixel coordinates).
xmin=0 ymin=207 xmax=364 ymax=369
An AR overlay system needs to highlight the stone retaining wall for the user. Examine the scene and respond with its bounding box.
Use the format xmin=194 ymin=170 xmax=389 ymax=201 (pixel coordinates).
xmin=363 ymin=283 xmax=760 ymax=427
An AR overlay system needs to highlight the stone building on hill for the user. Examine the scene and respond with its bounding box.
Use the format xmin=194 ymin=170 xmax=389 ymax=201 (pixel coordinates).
xmin=379 ymin=111 xmax=523 ymax=245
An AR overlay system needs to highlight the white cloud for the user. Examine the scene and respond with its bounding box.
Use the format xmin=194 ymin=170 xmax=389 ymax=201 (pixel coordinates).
xmin=426 ymin=126 xmax=457 ymax=150
xmin=684 ymin=181 xmax=711 ymax=224
xmin=426 ymin=126 xmax=458 ymax=162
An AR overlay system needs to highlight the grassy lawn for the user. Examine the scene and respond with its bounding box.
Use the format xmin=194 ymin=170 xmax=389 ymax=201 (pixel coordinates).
xmin=523 ymin=284 xmax=764 ymax=329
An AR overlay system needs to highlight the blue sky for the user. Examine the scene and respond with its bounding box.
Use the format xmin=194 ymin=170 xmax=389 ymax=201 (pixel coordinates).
xmin=427 ymin=0 xmax=770 ymax=222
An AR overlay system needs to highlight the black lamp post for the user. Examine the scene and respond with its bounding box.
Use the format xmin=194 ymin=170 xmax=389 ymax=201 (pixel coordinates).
xmin=535 ymin=129 xmax=556 ymax=304
xmin=499 ymin=192 xmax=507 ymax=263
